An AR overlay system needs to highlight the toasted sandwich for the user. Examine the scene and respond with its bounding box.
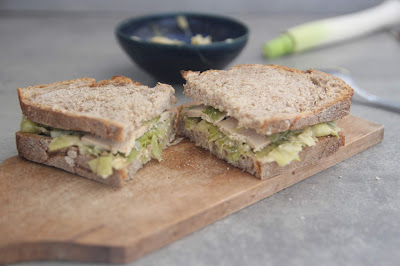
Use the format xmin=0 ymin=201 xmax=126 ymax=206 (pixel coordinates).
xmin=179 ymin=64 xmax=353 ymax=179
xmin=16 ymin=76 xmax=177 ymax=187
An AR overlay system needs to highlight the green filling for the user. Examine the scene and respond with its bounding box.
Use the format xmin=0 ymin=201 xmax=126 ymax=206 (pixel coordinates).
xmin=313 ymin=122 xmax=340 ymax=138
xmin=268 ymin=129 xmax=302 ymax=145
xmin=136 ymin=118 xmax=170 ymax=163
xmin=208 ymin=124 xmax=224 ymax=142
xmin=259 ymin=124 xmax=340 ymax=166
xmin=127 ymin=148 xmax=140 ymax=163
xmin=88 ymin=155 xmax=113 ymax=179
xmin=20 ymin=116 xmax=42 ymax=133
xmin=202 ymin=106 xmax=225 ymax=122
xmin=261 ymin=140 xmax=303 ymax=167
xmin=151 ymin=135 xmax=162 ymax=161
xmin=224 ymin=143 xmax=241 ymax=162
xmin=256 ymin=127 xmax=317 ymax=166
xmin=20 ymin=116 xmax=50 ymax=134
xmin=184 ymin=117 xmax=201 ymax=130
xmin=184 ymin=112 xmax=341 ymax=166
xmin=48 ymin=135 xmax=81 ymax=151
xmin=196 ymin=120 xmax=210 ymax=134
xmin=184 ymin=117 xmax=251 ymax=163
xmin=20 ymin=116 xmax=171 ymax=179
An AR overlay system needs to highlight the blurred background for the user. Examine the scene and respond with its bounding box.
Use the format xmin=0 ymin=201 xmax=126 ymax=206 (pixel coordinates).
xmin=0 ymin=0 xmax=383 ymax=14
xmin=1 ymin=0 xmax=396 ymax=87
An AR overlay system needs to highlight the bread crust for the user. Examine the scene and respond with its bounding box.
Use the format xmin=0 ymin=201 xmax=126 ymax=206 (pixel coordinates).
xmin=15 ymin=132 xmax=142 ymax=187
xmin=177 ymin=113 xmax=345 ymax=179
xmin=17 ymin=76 xmax=176 ymax=142
xmin=94 ymin=75 xmax=141 ymax=87
xmin=182 ymin=64 xmax=353 ymax=135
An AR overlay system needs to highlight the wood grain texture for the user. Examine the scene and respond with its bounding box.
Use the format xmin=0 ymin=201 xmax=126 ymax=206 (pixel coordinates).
xmin=0 ymin=115 xmax=384 ymax=264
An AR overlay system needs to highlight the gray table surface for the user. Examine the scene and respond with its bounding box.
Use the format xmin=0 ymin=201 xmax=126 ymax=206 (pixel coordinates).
xmin=1 ymin=11 xmax=399 ymax=266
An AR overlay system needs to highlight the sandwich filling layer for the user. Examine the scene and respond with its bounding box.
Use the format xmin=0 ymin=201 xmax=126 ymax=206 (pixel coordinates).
xmin=182 ymin=105 xmax=341 ymax=167
xmin=20 ymin=111 xmax=175 ymax=178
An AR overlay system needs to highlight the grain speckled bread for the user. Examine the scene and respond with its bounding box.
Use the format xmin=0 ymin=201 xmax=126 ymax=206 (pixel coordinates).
xmin=16 ymin=76 xmax=178 ymax=187
xmin=182 ymin=64 xmax=353 ymax=135
xmin=177 ymin=113 xmax=344 ymax=179
xmin=18 ymin=76 xmax=177 ymax=141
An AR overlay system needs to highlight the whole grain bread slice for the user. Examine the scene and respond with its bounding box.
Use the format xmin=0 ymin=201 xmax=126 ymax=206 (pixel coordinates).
xmin=16 ymin=132 xmax=138 ymax=187
xmin=15 ymin=108 xmax=177 ymax=187
xmin=18 ymin=76 xmax=177 ymax=142
xmin=182 ymin=64 xmax=353 ymax=135
xmin=177 ymin=116 xmax=344 ymax=179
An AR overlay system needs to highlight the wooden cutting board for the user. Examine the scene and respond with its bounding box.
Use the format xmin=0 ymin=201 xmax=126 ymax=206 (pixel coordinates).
xmin=0 ymin=115 xmax=384 ymax=264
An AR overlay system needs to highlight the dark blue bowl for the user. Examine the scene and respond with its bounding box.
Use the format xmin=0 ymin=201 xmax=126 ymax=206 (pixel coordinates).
xmin=115 ymin=12 xmax=249 ymax=83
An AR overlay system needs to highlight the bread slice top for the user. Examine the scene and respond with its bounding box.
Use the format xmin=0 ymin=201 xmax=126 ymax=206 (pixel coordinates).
xmin=18 ymin=76 xmax=177 ymax=142
xmin=182 ymin=64 xmax=353 ymax=135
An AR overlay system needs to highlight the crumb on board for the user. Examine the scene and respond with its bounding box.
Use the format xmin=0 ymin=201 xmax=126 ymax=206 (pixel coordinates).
xmin=339 ymin=175 xmax=343 ymax=179
xmin=375 ymin=176 xmax=381 ymax=181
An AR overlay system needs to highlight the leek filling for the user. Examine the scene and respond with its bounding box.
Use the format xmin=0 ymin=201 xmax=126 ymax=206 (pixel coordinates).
xmin=184 ymin=106 xmax=341 ymax=167
xmin=202 ymin=106 xmax=226 ymax=121
xmin=20 ymin=116 xmax=172 ymax=178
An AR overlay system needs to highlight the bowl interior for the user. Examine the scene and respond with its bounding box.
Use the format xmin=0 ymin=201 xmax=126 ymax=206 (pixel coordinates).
xmin=117 ymin=13 xmax=248 ymax=45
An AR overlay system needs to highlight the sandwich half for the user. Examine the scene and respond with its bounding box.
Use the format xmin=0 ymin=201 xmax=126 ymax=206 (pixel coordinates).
xmin=179 ymin=64 xmax=353 ymax=179
xmin=16 ymin=76 xmax=177 ymax=187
